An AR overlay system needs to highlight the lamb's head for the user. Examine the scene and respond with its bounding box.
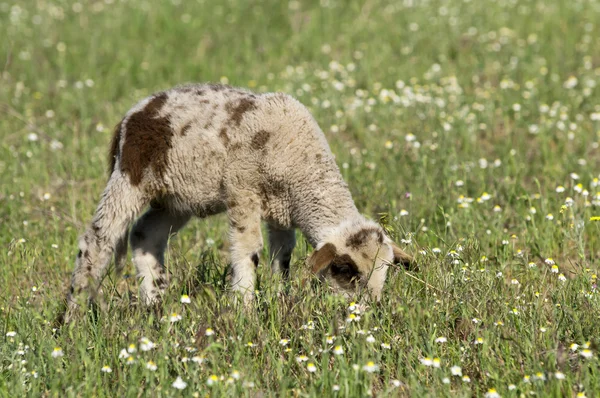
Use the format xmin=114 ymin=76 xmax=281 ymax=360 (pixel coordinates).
xmin=308 ymin=219 xmax=413 ymax=300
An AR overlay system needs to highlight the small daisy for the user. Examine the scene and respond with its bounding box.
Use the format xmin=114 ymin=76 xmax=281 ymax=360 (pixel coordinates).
xmin=169 ymin=312 xmax=182 ymax=322
xmin=485 ymin=388 xmax=500 ymax=398
xmin=101 ymin=365 xmax=112 ymax=373
xmin=206 ymin=374 xmax=219 ymax=386
xmin=380 ymin=343 xmax=391 ymax=349
xmin=180 ymin=294 xmax=191 ymax=304
xmin=420 ymin=357 xmax=433 ymax=366
xmin=558 ymin=274 xmax=567 ymax=282
xmin=326 ymin=336 xmax=335 ymax=344
xmin=432 ymin=358 xmax=441 ymax=368
xmin=333 ymin=346 xmax=344 ymax=355
xmin=119 ymin=349 xmax=129 ymax=359
xmin=570 ymin=343 xmax=580 ymax=351
xmin=307 ymin=363 xmax=317 ymax=372
xmin=366 ymin=335 xmax=375 ymax=343
xmin=279 ymin=339 xmax=289 ymax=346
xmin=146 ymin=361 xmax=158 ymax=371
xmin=450 ymin=366 xmax=462 ymax=376
xmin=6 ymin=331 xmax=16 ymax=337
xmin=191 ymin=356 xmax=204 ymax=364
xmin=508 ymin=384 xmax=516 ymax=390
xmin=126 ymin=356 xmax=135 ymax=365
xmin=51 ymin=347 xmax=64 ymax=358
xmin=580 ymin=349 xmax=593 ymax=359
xmin=296 ymin=355 xmax=309 ymax=363
xmin=333 ymin=384 xmax=340 ymax=391
xmin=231 ymin=370 xmax=241 ymax=380
xmin=140 ymin=338 xmax=155 ymax=351
xmin=362 ymin=361 xmax=379 ymax=373
xmin=442 ymin=377 xmax=450 ymax=384
xmin=462 ymin=375 xmax=471 ymax=383
xmin=435 ymin=336 xmax=447 ymax=343
xmin=554 ymin=372 xmax=565 ymax=380
xmin=205 ymin=328 xmax=215 ymax=336
xmin=127 ymin=344 xmax=137 ymax=353
xmin=172 ymin=376 xmax=187 ymax=390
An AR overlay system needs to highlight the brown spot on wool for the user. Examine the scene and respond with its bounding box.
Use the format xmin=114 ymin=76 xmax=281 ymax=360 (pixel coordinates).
xmin=181 ymin=122 xmax=192 ymax=136
xmin=346 ymin=227 xmax=383 ymax=249
xmin=208 ymin=83 xmax=229 ymax=92
xmin=219 ymin=128 xmax=230 ymax=147
xmin=251 ymin=130 xmax=270 ymax=150
xmin=108 ymin=120 xmax=123 ymax=176
xmin=225 ymin=97 xmax=256 ymax=127
xmin=121 ymin=93 xmax=173 ymax=186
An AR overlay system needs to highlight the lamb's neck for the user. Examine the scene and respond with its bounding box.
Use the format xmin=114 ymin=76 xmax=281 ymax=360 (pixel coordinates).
xmin=292 ymin=179 xmax=362 ymax=247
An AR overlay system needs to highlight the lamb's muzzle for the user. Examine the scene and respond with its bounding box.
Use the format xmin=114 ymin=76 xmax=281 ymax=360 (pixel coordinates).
xmin=65 ymin=83 xmax=412 ymax=320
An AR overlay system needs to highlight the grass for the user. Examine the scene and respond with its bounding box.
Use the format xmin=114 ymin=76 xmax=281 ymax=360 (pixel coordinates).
xmin=1 ymin=0 xmax=600 ymax=396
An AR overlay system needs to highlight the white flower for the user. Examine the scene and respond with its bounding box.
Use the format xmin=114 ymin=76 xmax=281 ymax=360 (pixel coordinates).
xmin=119 ymin=349 xmax=129 ymax=359
xmin=6 ymin=331 xmax=16 ymax=337
xmin=381 ymin=343 xmax=391 ymax=349
xmin=205 ymin=328 xmax=215 ymax=336
xmin=231 ymin=370 xmax=241 ymax=380
xmin=279 ymin=339 xmax=289 ymax=346
xmin=101 ymin=365 xmax=112 ymax=373
xmin=554 ymin=371 xmax=565 ymax=380
xmin=172 ymin=376 xmax=187 ymax=390
xmin=366 ymin=335 xmax=375 ymax=343
xmin=432 ymin=358 xmax=441 ymax=368
xmin=180 ymin=294 xmax=191 ymax=303
xmin=169 ymin=313 xmax=182 ymax=322
xmin=420 ymin=357 xmax=433 ymax=366
xmin=485 ymin=388 xmax=501 ymax=398
xmin=333 ymin=384 xmax=340 ymax=391
xmin=27 ymin=133 xmax=39 ymax=142
xmin=307 ymin=363 xmax=317 ymax=372
xmin=362 ymin=361 xmax=379 ymax=373
xmin=146 ymin=361 xmax=158 ymax=371
xmin=296 ymin=355 xmax=309 ymax=363
xmin=462 ymin=375 xmax=471 ymax=383
xmin=140 ymin=338 xmax=155 ymax=351
xmin=391 ymin=379 xmax=403 ymax=387
xmin=127 ymin=344 xmax=136 ymax=353
xmin=191 ymin=356 xmax=204 ymax=364
xmin=580 ymin=349 xmax=593 ymax=359
xmin=508 ymin=384 xmax=516 ymax=390
xmin=558 ymin=274 xmax=567 ymax=282
xmin=333 ymin=346 xmax=344 ymax=355
xmin=570 ymin=343 xmax=579 ymax=352
xmin=442 ymin=377 xmax=450 ymax=384
xmin=51 ymin=347 xmax=64 ymax=358
xmin=206 ymin=375 xmax=219 ymax=386
xmin=450 ymin=366 xmax=462 ymax=376
xmin=435 ymin=336 xmax=447 ymax=343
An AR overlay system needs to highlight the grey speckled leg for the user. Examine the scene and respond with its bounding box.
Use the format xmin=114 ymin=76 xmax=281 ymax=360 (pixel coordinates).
xmin=268 ymin=225 xmax=295 ymax=279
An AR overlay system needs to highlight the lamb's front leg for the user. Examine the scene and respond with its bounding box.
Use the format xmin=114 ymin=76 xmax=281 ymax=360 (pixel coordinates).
xmin=268 ymin=225 xmax=296 ymax=279
xmin=228 ymin=198 xmax=263 ymax=306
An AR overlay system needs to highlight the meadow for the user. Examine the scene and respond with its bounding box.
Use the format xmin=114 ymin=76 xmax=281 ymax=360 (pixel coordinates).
xmin=1 ymin=0 xmax=600 ymax=396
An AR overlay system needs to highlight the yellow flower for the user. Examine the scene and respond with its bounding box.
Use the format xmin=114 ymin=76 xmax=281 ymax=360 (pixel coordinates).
xmin=590 ymin=216 xmax=600 ymax=221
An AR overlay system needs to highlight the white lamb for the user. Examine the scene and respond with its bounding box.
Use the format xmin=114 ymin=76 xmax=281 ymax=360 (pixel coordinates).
xmin=66 ymin=83 xmax=412 ymax=319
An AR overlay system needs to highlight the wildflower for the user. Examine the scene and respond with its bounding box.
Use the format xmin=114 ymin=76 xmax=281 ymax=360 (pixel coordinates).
xmin=435 ymin=337 xmax=447 ymax=343
xmin=126 ymin=356 xmax=135 ymax=365
xmin=558 ymin=274 xmax=567 ymax=282
xmin=128 ymin=344 xmax=136 ymax=353
xmin=508 ymin=384 xmax=516 ymax=390
xmin=540 ymin=327 xmax=547 ymax=333
xmin=6 ymin=331 xmax=16 ymax=337
xmin=333 ymin=346 xmax=344 ymax=355
xmin=580 ymin=349 xmax=593 ymax=359
xmin=523 ymin=375 xmax=531 ymax=383
xmin=450 ymin=366 xmax=462 ymax=376
xmin=366 ymin=335 xmax=375 ymax=343
xmin=590 ymin=216 xmax=600 ymax=221
xmin=554 ymin=372 xmax=565 ymax=380
xmin=528 ymin=262 xmax=537 ymax=268
xmin=296 ymin=355 xmax=309 ymax=363
xmin=231 ymin=370 xmax=241 ymax=379
xmin=534 ymin=372 xmax=546 ymax=381
xmin=207 ymin=375 xmax=219 ymax=386
xmin=485 ymin=388 xmax=500 ymax=398
xmin=169 ymin=313 xmax=182 ymax=322
xmin=511 ymin=279 xmax=520 ymax=285
xmin=119 ymin=349 xmax=129 ymax=359
xmin=391 ymin=380 xmax=403 ymax=387
xmin=474 ymin=337 xmax=484 ymax=345
xmin=420 ymin=357 xmax=433 ymax=366
xmin=346 ymin=313 xmax=360 ymax=323
xmin=576 ymin=393 xmax=587 ymax=398
xmin=570 ymin=343 xmax=579 ymax=351
xmin=279 ymin=339 xmax=289 ymax=346
xmin=51 ymin=347 xmax=64 ymax=358
xmin=546 ymin=213 xmax=554 ymax=220
xmin=556 ymin=186 xmax=565 ymax=193
xmin=146 ymin=361 xmax=157 ymax=371
xmin=551 ymin=265 xmax=559 ymax=273
xmin=140 ymin=338 xmax=155 ymax=351
xmin=362 ymin=361 xmax=379 ymax=373
xmin=205 ymin=328 xmax=215 ymax=336
xmin=307 ymin=363 xmax=317 ymax=372
xmin=462 ymin=375 xmax=471 ymax=383
xmin=191 ymin=356 xmax=204 ymax=364
xmin=101 ymin=365 xmax=112 ymax=373
xmin=172 ymin=376 xmax=187 ymax=390
xmin=432 ymin=358 xmax=441 ymax=368
xmin=442 ymin=377 xmax=450 ymax=384
xmin=381 ymin=343 xmax=391 ymax=349
xmin=510 ymin=308 xmax=519 ymax=315
xmin=333 ymin=384 xmax=341 ymax=391
xmin=326 ymin=336 xmax=335 ymax=344
xmin=180 ymin=294 xmax=191 ymax=304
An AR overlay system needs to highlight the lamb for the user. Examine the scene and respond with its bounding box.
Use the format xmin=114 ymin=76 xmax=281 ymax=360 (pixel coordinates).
xmin=66 ymin=83 xmax=413 ymax=319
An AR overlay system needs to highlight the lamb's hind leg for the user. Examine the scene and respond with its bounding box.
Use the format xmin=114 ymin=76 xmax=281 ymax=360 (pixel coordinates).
xmin=268 ymin=225 xmax=296 ymax=279
xmin=130 ymin=203 xmax=191 ymax=305
xmin=67 ymin=175 xmax=147 ymax=321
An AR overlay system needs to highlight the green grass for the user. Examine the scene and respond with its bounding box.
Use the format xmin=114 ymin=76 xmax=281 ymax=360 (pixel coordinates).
xmin=1 ymin=0 xmax=600 ymax=396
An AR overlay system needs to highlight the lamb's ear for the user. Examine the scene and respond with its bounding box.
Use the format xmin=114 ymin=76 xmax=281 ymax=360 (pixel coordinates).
xmin=391 ymin=243 xmax=416 ymax=270
xmin=308 ymin=243 xmax=337 ymax=274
